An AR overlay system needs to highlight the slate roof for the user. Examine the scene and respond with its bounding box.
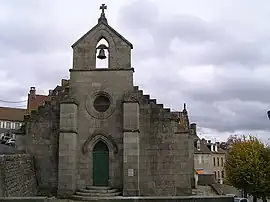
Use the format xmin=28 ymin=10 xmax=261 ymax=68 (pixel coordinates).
xmin=195 ymin=142 xmax=212 ymax=154
xmin=194 ymin=140 xmax=227 ymax=154
xmin=0 ymin=144 xmax=18 ymax=154
xmin=0 ymin=107 xmax=26 ymax=122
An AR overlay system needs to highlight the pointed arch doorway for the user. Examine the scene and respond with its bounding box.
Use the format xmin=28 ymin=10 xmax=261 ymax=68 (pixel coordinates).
xmin=92 ymin=141 xmax=109 ymax=186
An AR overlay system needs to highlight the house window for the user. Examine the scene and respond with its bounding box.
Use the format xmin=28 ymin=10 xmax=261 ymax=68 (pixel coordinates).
xmin=197 ymin=140 xmax=200 ymax=150
xmin=214 ymin=171 xmax=217 ymax=179
xmin=15 ymin=123 xmax=20 ymax=129
xmin=201 ymin=155 xmax=204 ymax=163
xmin=221 ymin=157 xmax=224 ymax=166
xmin=217 ymin=157 xmax=220 ymax=166
xmin=221 ymin=170 xmax=225 ymax=178
xmin=217 ymin=171 xmax=220 ymax=179
xmin=199 ymin=155 xmax=202 ymax=164
xmin=0 ymin=121 xmax=2 ymax=128
xmin=6 ymin=122 xmax=11 ymax=129
xmin=213 ymin=157 xmax=216 ymax=166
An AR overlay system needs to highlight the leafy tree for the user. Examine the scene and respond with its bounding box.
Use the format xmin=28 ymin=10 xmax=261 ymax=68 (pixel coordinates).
xmin=225 ymin=135 xmax=270 ymax=202
xmin=261 ymin=146 xmax=270 ymax=201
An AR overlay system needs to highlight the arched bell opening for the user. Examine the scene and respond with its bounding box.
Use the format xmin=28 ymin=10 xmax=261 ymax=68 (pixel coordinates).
xmin=92 ymin=140 xmax=109 ymax=186
xmin=96 ymin=38 xmax=109 ymax=68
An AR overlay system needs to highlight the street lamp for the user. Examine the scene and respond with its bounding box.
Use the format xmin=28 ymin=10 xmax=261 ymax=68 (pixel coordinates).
xmin=267 ymin=110 xmax=270 ymax=120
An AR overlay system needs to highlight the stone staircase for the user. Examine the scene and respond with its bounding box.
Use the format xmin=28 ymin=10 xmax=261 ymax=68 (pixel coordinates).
xmin=71 ymin=186 xmax=121 ymax=200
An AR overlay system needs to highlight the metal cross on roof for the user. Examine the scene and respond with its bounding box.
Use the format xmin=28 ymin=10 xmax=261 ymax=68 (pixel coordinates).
xmin=100 ymin=4 xmax=107 ymax=15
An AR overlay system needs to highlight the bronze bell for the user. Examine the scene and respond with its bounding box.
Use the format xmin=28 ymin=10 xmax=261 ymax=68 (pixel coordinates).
xmin=96 ymin=44 xmax=108 ymax=60
xmin=97 ymin=48 xmax=106 ymax=60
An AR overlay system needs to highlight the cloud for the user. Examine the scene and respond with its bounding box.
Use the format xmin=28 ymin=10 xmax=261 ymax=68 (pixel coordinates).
xmin=118 ymin=0 xmax=270 ymax=139
xmin=1 ymin=0 xmax=270 ymax=142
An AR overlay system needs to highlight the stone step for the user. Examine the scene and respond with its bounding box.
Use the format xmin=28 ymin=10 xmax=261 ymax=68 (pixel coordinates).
xmin=75 ymin=191 xmax=121 ymax=197
xmin=138 ymin=90 xmax=143 ymax=95
xmin=156 ymin=103 xmax=163 ymax=108
xmin=163 ymin=108 xmax=171 ymax=112
xmin=71 ymin=195 xmax=123 ymax=201
xmin=78 ymin=188 xmax=118 ymax=193
xmin=86 ymin=186 xmax=111 ymax=190
xmin=143 ymin=94 xmax=150 ymax=100
xmin=150 ymin=99 xmax=156 ymax=104
xmin=133 ymin=86 xmax=139 ymax=91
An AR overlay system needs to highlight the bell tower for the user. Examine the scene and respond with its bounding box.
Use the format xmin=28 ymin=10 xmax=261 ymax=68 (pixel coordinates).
xmin=63 ymin=4 xmax=135 ymax=195
xmin=71 ymin=4 xmax=133 ymax=70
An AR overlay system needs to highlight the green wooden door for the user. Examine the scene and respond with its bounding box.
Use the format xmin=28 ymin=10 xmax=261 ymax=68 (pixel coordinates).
xmin=93 ymin=141 xmax=109 ymax=186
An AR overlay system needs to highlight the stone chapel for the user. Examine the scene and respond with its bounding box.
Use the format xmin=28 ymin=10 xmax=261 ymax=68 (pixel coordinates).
xmin=17 ymin=4 xmax=194 ymax=199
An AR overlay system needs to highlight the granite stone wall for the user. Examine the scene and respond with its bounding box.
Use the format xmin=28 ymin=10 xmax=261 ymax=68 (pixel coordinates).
xmin=24 ymin=103 xmax=59 ymax=196
xmin=198 ymin=174 xmax=216 ymax=185
xmin=0 ymin=154 xmax=37 ymax=197
xmin=131 ymin=87 xmax=194 ymax=196
xmin=69 ymin=69 xmax=134 ymax=191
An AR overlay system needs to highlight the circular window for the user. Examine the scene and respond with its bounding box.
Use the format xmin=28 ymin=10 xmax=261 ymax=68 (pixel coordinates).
xmin=93 ymin=95 xmax=110 ymax=112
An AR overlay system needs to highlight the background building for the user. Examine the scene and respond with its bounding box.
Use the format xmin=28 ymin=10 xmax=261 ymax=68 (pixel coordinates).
xmin=0 ymin=106 xmax=26 ymax=138
xmin=0 ymin=86 xmax=49 ymax=139
xmin=27 ymin=87 xmax=50 ymax=114
xmin=191 ymin=124 xmax=227 ymax=184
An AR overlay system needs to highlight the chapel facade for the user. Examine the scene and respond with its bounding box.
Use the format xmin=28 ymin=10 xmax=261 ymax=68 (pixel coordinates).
xmin=17 ymin=4 xmax=194 ymax=198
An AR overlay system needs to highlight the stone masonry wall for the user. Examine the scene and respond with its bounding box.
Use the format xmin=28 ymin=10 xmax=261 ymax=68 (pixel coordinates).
xmin=198 ymin=174 xmax=216 ymax=185
xmin=70 ymin=19 xmax=133 ymax=190
xmin=24 ymin=93 xmax=63 ymax=196
xmin=0 ymin=154 xmax=37 ymax=197
xmin=69 ymin=69 xmax=134 ymax=190
xmin=129 ymin=87 xmax=193 ymax=196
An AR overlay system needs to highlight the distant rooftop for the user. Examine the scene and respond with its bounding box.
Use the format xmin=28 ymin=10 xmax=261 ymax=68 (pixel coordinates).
xmin=0 ymin=106 xmax=26 ymax=122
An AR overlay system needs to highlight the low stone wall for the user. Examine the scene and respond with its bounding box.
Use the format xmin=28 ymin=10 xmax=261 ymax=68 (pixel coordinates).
xmin=0 ymin=196 xmax=234 ymax=202
xmin=0 ymin=154 xmax=37 ymax=197
xmin=198 ymin=174 xmax=216 ymax=185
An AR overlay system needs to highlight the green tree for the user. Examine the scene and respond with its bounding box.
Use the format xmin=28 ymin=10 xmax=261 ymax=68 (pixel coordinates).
xmin=225 ymin=135 xmax=270 ymax=202
xmin=261 ymin=146 xmax=270 ymax=201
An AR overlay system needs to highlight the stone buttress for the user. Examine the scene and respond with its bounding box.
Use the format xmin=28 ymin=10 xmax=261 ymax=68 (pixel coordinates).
xmin=57 ymin=97 xmax=78 ymax=197
xmin=123 ymin=92 xmax=140 ymax=196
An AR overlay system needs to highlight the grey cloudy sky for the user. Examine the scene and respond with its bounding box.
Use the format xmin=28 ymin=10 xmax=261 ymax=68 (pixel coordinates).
xmin=0 ymin=0 xmax=270 ymax=142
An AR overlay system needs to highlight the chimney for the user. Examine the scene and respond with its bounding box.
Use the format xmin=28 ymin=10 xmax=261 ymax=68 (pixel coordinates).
xmin=29 ymin=87 xmax=36 ymax=99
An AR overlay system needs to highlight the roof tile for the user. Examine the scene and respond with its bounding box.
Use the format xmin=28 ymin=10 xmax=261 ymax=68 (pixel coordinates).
xmin=0 ymin=107 xmax=26 ymax=122
xmin=27 ymin=94 xmax=50 ymax=113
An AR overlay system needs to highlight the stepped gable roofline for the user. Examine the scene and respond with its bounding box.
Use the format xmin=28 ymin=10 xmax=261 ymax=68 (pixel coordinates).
xmin=71 ymin=4 xmax=133 ymax=49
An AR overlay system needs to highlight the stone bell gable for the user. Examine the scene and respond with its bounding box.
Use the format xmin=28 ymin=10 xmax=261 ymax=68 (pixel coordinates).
xmin=16 ymin=4 xmax=194 ymax=198
xmin=71 ymin=4 xmax=133 ymax=70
